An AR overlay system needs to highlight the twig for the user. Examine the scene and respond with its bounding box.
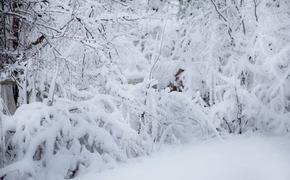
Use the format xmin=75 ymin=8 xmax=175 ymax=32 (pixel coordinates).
xmin=253 ymin=0 xmax=259 ymax=22
xmin=209 ymin=0 xmax=228 ymax=22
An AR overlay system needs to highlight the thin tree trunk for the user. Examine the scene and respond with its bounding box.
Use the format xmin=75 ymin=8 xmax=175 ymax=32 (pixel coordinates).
xmin=1 ymin=0 xmax=6 ymax=50
xmin=48 ymin=64 xmax=59 ymax=106
xmin=0 ymin=111 xmax=5 ymax=168
xmin=12 ymin=0 xmax=20 ymax=50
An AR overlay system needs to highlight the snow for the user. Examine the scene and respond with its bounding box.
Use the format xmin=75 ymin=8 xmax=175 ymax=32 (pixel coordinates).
xmin=76 ymin=135 xmax=290 ymax=180
xmin=1 ymin=0 xmax=290 ymax=179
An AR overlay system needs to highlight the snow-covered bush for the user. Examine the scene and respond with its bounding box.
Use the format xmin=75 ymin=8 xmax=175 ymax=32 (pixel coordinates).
xmin=156 ymin=92 xmax=216 ymax=144
xmin=0 ymin=96 xmax=146 ymax=180
xmin=0 ymin=90 xmax=215 ymax=179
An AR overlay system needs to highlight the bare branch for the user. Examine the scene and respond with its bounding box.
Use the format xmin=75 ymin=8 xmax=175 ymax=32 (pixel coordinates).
xmin=209 ymin=0 xmax=228 ymax=22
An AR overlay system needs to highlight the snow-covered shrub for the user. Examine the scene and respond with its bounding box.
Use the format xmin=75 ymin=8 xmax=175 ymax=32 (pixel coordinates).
xmin=156 ymin=92 xmax=216 ymax=144
xmin=0 ymin=96 xmax=146 ymax=180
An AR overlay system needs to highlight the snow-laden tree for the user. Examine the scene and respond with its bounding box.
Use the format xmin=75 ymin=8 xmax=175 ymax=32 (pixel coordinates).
xmin=148 ymin=0 xmax=290 ymax=134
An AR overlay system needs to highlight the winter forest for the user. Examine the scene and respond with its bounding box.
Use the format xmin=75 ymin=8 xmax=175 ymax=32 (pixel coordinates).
xmin=0 ymin=0 xmax=290 ymax=179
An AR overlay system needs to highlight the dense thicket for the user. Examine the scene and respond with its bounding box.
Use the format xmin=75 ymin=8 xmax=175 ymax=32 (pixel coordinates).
xmin=0 ymin=0 xmax=290 ymax=179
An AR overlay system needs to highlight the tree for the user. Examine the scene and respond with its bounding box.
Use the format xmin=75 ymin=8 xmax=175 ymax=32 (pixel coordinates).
xmin=0 ymin=0 xmax=21 ymax=114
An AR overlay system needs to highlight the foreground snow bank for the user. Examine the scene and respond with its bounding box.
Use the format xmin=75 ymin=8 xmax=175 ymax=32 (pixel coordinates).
xmin=76 ymin=135 xmax=290 ymax=180
xmin=1 ymin=93 xmax=212 ymax=180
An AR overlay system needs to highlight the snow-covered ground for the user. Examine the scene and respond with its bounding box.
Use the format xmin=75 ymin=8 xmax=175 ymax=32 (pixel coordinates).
xmin=75 ymin=135 xmax=290 ymax=180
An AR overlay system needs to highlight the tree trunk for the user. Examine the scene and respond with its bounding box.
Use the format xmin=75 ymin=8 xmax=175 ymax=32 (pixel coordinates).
xmin=0 ymin=80 xmax=17 ymax=115
xmin=0 ymin=0 xmax=20 ymax=115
